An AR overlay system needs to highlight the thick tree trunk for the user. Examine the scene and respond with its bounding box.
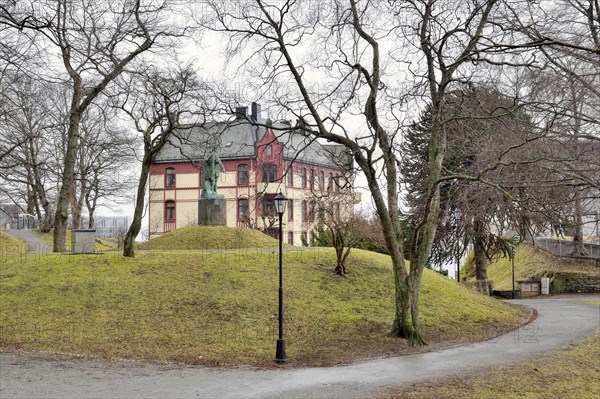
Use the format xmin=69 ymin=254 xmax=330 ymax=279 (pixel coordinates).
xmin=123 ymin=159 xmax=150 ymax=257
xmin=53 ymin=109 xmax=81 ymax=252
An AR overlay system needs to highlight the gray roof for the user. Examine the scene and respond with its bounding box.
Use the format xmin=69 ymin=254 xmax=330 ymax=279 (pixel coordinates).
xmin=155 ymin=121 xmax=264 ymax=162
xmin=154 ymin=120 xmax=353 ymax=170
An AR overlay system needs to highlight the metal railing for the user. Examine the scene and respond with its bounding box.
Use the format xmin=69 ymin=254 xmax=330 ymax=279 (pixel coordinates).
xmin=534 ymin=237 xmax=600 ymax=260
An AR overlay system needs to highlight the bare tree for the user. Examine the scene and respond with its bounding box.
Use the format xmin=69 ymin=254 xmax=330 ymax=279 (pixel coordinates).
xmin=309 ymin=177 xmax=359 ymax=275
xmin=201 ymin=0 xmax=505 ymax=344
xmin=500 ymin=1 xmax=600 ymax=252
xmin=0 ymin=74 xmax=62 ymax=231
xmin=73 ymin=102 xmax=137 ymax=229
xmin=114 ymin=61 xmax=207 ymax=257
xmin=0 ymin=0 xmax=177 ymax=251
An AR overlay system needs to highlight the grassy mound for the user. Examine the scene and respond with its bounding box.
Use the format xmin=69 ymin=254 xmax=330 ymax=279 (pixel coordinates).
xmin=139 ymin=226 xmax=279 ymax=250
xmin=0 ymin=231 xmax=26 ymax=255
xmin=465 ymin=244 xmax=599 ymax=291
xmin=0 ymin=247 xmax=529 ymax=367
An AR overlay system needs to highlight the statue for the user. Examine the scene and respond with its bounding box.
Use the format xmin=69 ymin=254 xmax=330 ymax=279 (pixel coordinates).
xmin=201 ymin=147 xmax=225 ymax=199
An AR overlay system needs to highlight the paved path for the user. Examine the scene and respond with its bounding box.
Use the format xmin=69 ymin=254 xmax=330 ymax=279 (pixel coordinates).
xmin=1 ymin=295 xmax=598 ymax=398
xmin=3 ymin=229 xmax=51 ymax=254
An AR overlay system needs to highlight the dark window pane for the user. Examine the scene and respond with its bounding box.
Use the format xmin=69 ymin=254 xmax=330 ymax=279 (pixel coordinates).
xmin=238 ymin=164 xmax=249 ymax=185
xmin=238 ymin=198 xmax=249 ymax=221
xmin=262 ymin=163 xmax=277 ymax=183
xmin=165 ymin=168 xmax=176 ymax=187
xmin=165 ymin=201 xmax=176 ymax=221
xmin=262 ymin=197 xmax=275 ymax=217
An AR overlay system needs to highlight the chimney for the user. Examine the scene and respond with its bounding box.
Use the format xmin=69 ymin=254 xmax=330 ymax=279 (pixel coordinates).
xmin=235 ymin=106 xmax=248 ymax=120
xmin=251 ymin=102 xmax=261 ymax=121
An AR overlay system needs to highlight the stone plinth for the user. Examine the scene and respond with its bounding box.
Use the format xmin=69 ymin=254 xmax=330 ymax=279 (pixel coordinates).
xmin=71 ymin=229 xmax=96 ymax=254
xmin=198 ymin=198 xmax=227 ymax=226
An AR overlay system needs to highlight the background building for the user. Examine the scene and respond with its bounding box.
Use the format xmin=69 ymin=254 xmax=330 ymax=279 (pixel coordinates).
xmin=148 ymin=103 xmax=355 ymax=244
xmin=79 ymin=216 xmax=130 ymax=238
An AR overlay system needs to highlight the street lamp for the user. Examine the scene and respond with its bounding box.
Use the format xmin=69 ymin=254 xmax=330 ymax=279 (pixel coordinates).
xmin=511 ymin=234 xmax=520 ymax=299
xmin=273 ymin=191 xmax=287 ymax=363
xmin=454 ymin=210 xmax=461 ymax=282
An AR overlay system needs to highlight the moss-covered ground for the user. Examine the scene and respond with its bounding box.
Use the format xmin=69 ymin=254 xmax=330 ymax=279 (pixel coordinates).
xmin=1 ymin=228 xmax=530 ymax=367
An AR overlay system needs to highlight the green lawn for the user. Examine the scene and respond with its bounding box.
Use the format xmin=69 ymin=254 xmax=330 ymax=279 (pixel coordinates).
xmin=377 ymin=329 xmax=600 ymax=399
xmin=0 ymin=228 xmax=530 ymax=367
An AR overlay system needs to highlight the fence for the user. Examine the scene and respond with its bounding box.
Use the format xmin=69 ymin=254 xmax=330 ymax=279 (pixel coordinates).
xmin=534 ymin=238 xmax=600 ymax=260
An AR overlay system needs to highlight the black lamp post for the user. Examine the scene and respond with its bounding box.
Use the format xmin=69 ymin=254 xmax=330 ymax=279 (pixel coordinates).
xmin=273 ymin=191 xmax=287 ymax=363
xmin=454 ymin=210 xmax=461 ymax=283
xmin=511 ymin=234 xmax=520 ymax=299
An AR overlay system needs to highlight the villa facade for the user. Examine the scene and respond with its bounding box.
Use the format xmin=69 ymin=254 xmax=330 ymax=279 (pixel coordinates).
xmin=148 ymin=103 xmax=356 ymax=244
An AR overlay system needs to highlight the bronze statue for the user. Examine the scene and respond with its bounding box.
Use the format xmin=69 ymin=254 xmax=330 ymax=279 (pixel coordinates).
xmin=201 ymin=148 xmax=225 ymax=198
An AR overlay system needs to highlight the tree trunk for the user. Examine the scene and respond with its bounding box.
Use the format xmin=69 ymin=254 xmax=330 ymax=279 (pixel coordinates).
xmin=53 ymin=108 xmax=81 ymax=252
xmin=332 ymin=229 xmax=346 ymax=275
xmin=568 ymin=76 xmax=588 ymax=257
xmin=71 ymin=190 xmax=82 ymax=230
xmin=473 ymin=219 xmax=489 ymax=294
xmin=571 ymin=189 xmax=588 ymax=256
xmin=123 ymin=158 xmax=150 ymax=257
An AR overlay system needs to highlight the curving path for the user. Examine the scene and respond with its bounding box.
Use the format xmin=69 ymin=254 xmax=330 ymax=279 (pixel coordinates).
xmin=3 ymin=229 xmax=51 ymax=254
xmin=1 ymin=295 xmax=599 ymax=399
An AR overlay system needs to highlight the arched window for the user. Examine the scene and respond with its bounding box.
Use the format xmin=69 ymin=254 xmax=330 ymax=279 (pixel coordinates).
xmin=165 ymin=201 xmax=176 ymax=221
xmin=165 ymin=168 xmax=176 ymax=187
xmin=238 ymin=164 xmax=249 ymax=185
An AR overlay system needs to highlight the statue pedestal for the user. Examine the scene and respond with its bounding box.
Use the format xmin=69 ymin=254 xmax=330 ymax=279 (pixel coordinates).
xmin=198 ymin=197 xmax=227 ymax=226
